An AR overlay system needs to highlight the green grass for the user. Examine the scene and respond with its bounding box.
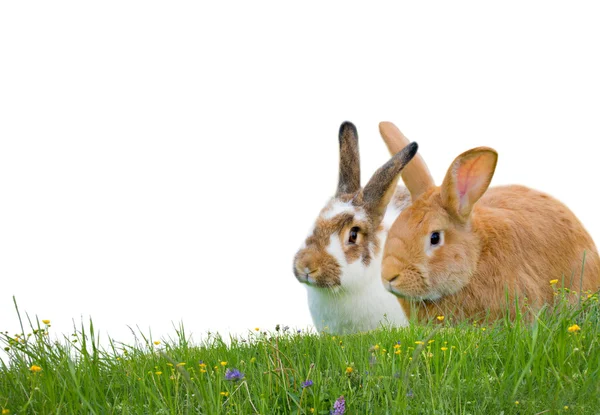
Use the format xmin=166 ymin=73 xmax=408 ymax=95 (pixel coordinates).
xmin=1 ymin=291 xmax=600 ymax=415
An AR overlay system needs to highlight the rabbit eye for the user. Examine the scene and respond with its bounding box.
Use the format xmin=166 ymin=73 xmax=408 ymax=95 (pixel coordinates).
xmin=348 ymin=227 xmax=360 ymax=244
xmin=430 ymin=231 xmax=441 ymax=246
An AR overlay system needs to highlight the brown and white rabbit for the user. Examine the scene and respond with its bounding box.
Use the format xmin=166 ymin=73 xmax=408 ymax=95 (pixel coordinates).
xmin=292 ymin=121 xmax=423 ymax=334
xmin=381 ymin=134 xmax=600 ymax=322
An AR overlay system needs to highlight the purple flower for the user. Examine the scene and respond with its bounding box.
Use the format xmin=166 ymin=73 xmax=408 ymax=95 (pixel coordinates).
xmin=224 ymin=368 xmax=244 ymax=381
xmin=330 ymin=395 xmax=345 ymax=415
xmin=301 ymin=380 xmax=313 ymax=388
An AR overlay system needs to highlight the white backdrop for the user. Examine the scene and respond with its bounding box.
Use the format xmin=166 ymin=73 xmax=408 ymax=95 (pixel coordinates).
xmin=1 ymin=2 xmax=599 ymax=347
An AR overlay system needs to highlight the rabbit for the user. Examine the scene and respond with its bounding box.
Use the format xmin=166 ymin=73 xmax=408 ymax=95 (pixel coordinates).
xmin=292 ymin=121 xmax=426 ymax=334
xmin=380 ymin=138 xmax=600 ymax=322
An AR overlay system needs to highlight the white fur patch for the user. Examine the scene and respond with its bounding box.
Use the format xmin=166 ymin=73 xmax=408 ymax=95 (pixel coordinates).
xmin=322 ymin=200 xmax=366 ymax=222
xmin=382 ymin=202 xmax=403 ymax=231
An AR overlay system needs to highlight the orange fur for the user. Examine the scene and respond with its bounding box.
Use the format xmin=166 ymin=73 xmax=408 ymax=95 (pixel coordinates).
xmin=382 ymin=147 xmax=600 ymax=322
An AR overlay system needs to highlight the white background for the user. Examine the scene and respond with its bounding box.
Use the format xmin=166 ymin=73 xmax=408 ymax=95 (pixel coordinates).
xmin=1 ymin=2 xmax=599 ymax=347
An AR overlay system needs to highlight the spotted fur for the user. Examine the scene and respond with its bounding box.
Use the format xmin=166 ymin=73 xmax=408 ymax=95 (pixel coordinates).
xmin=293 ymin=121 xmax=423 ymax=334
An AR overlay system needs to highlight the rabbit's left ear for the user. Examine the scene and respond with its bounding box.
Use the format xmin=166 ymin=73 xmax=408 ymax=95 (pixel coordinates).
xmin=441 ymin=147 xmax=498 ymax=222
xmin=336 ymin=122 xmax=361 ymax=196
xmin=363 ymin=142 xmax=419 ymax=225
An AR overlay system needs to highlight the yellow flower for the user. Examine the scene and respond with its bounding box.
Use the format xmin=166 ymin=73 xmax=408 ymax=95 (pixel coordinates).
xmin=310 ymin=409 xmax=315 ymax=414
xmin=250 ymin=357 xmax=256 ymax=363
xmin=345 ymin=367 xmax=353 ymax=374
xmin=550 ymin=279 xmax=559 ymax=285
xmin=153 ymin=341 xmax=161 ymax=345
xmin=254 ymin=327 xmax=260 ymax=331
xmin=415 ymin=341 xmax=424 ymax=345
xmin=481 ymin=327 xmax=486 ymax=331
xmin=176 ymin=362 xmax=186 ymax=367
xmin=30 ymin=365 xmax=42 ymax=373
xmin=220 ymin=391 xmax=229 ymax=397
xmin=2 ymin=409 xmax=10 ymax=414
xmin=199 ymin=362 xmax=207 ymax=368
xmin=568 ymin=324 xmax=581 ymax=333
xmin=155 ymin=371 xmax=162 ymax=375
xmin=393 ymin=344 xmax=401 ymax=349
xmin=373 ymin=344 xmax=380 ymax=350
xmin=564 ymin=406 xmax=569 ymax=410
xmin=200 ymin=369 xmax=207 ymax=373
xmin=515 ymin=401 xmax=520 ymax=405
xmin=394 ymin=350 xmax=401 ymax=355
xmin=42 ymin=319 xmax=51 ymax=325
xmin=220 ymin=361 xmax=227 ymax=366
xmin=436 ymin=315 xmax=444 ymax=321
xmin=441 ymin=347 xmax=448 ymax=351
xmin=428 ymin=340 xmax=435 ymax=344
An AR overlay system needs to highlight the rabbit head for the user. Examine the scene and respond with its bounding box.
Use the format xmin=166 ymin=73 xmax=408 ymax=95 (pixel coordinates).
xmin=382 ymin=147 xmax=498 ymax=301
xmin=294 ymin=122 xmax=419 ymax=292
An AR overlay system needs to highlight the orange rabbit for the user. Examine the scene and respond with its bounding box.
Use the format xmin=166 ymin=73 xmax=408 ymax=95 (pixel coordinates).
xmin=380 ymin=122 xmax=600 ymax=322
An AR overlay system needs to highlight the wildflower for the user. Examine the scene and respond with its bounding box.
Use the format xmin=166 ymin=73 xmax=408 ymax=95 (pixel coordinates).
xmin=331 ymin=395 xmax=345 ymax=415
xmin=373 ymin=344 xmax=380 ymax=351
xmin=515 ymin=401 xmax=519 ymax=405
xmin=199 ymin=361 xmax=206 ymax=367
xmin=428 ymin=339 xmax=435 ymax=344
xmin=220 ymin=361 xmax=227 ymax=366
xmin=224 ymin=368 xmax=244 ymax=381
xmin=441 ymin=347 xmax=448 ymax=351
xmin=310 ymin=409 xmax=315 ymax=413
xmin=345 ymin=367 xmax=353 ymax=375
xmin=301 ymin=380 xmax=314 ymax=388
xmin=250 ymin=357 xmax=256 ymax=363
xmin=415 ymin=341 xmax=424 ymax=345
xmin=568 ymin=324 xmax=581 ymax=333
xmin=481 ymin=327 xmax=487 ymax=331
xmin=564 ymin=406 xmax=569 ymax=410
xmin=29 ymin=365 xmax=42 ymax=373
xmin=394 ymin=349 xmax=401 ymax=355
xmin=550 ymin=279 xmax=559 ymax=285
xmin=220 ymin=391 xmax=229 ymax=397
xmin=2 ymin=409 xmax=9 ymax=415
xmin=176 ymin=362 xmax=186 ymax=367
xmin=393 ymin=344 xmax=401 ymax=349
xmin=155 ymin=371 xmax=162 ymax=375
xmin=436 ymin=315 xmax=444 ymax=321
xmin=42 ymin=320 xmax=50 ymax=325
xmin=254 ymin=327 xmax=260 ymax=331
xmin=153 ymin=341 xmax=161 ymax=345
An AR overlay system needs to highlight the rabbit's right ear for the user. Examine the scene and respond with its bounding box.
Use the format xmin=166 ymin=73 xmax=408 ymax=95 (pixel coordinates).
xmin=379 ymin=121 xmax=435 ymax=201
xmin=336 ymin=122 xmax=361 ymax=196
xmin=363 ymin=142 xmax=419 ymax=225
xmin=441 ymin=147 xmax=498 ymax=222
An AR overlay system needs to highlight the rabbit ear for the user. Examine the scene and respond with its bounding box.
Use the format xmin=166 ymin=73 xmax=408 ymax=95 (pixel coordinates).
xmin=441 ymin=147 xmax=498 ymax=221
xmin=336 ymin=122 xmax=361 ymax=196
xmin=379 ymin=121 xmax=435 ymax=201
xmin=363 ymin=142 xmax=419 ymax=224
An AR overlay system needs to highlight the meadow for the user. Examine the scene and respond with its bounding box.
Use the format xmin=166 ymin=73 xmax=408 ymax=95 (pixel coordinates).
xmin=1 ymin=288 xmax=599 ymax=415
